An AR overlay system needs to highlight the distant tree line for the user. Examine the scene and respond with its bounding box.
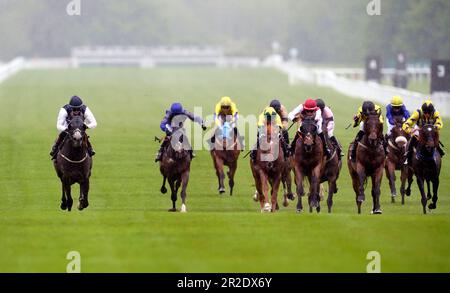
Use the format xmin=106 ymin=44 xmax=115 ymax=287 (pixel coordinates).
xmin=0 ymin=0 xmax=449 ymax=64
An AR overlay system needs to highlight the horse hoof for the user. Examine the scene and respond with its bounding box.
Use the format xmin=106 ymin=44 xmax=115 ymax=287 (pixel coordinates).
xmin=316 ymin=206 xmax=321 ymax=213
xmin=428 ymin=203 xmax=436 ymax=210
xmin=309 ymin=206 xmax=313 ymax=213
xmin=371 ymin=209 xmax=383 ymax=215
xmin=161 ymin=186 xmax=167 ymax=194
xmin=391 ymin=196 xmax=396 ymax=203
xmin=406 ymin=189 xmax=411 ymax=196
xmin=60 ymin=202 xmax=67 ymax=210
xmin=252 ymin=192 xmax=259 ymax=202
xmin=219 ymin=188 xmax=226 ymax=194
xmin=181 ymin=204 xmax=187 ymax=213
xmin=262 ymin=203 xmax=271 ymax=213
xmin=283 ymin=201 xmax=289 ymax=207
xmin=287 ymin=194 xmax=295 ymax=201
xmin=168 ymin=208 xmax=177 ymax=212
xmin=296 ymin=208 xmax=303 ymax=213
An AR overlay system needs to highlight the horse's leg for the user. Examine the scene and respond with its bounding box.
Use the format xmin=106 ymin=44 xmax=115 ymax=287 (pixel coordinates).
xmin=400 ymin=166 xmax=407 ymax=205
xmin=168 ymin=177 xmax=177 ymax=212
xmin=311 ymin=165 xmax=322 ymax=213
xmin=228 ymin=161 xmax=237 ymax=196
xmin=428 ymin=178 xmax=439 ymax=210
xmin=426 ymin=180 xmax=432 ymax=200
xmin=214 ymin=156 xmax=226 ymax=194
xmin=356 ymin=164 xmax=366 ymax=214
xmin=60 ymin=182 xmax=67 ymax=210
xmin=385 ymin=161 xmax=397 ymax=203
xmin=371 ymin=168 xmax=383 ymax=214
xmin=63 ymin=179 xmax=73 ymax=212
xmin=259 ymin=170 xmax=270 ymax=212
xmin=416 ymin=175 xmax=427 ymax=214
xmin=271 ymin=174 xmax=282 ymax=212
xmin=285 ymin=165 xmax=294 ymax=201
xmin=406 ymin=167 xmax=413 ymax=196
xmin=78 ymin=178 xmax=89 ymax=210
xmin=282 ymin=174 xmax=288 ymax=207
xmin=160 ymin=176 xmax=167 ymax=194
xmin=180 ymin=171 xmax=190 ymax=213
xmin=327 ymin=176 xmax=337 ymax=213
xmin=294 ymin=165 xmax=304 ymax=213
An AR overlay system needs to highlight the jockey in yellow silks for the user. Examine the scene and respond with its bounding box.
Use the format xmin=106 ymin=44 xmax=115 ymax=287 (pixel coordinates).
xmin=403 ymin=100 xmax=444 ymax=164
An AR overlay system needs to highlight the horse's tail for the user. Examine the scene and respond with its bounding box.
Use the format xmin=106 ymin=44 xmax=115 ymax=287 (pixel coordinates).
xmin=160 ymin=176 xmax=167 ymax=194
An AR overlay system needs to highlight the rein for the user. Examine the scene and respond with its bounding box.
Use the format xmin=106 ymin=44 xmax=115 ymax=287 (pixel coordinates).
xmin=59 ymin=152 xmax=88 ymax=163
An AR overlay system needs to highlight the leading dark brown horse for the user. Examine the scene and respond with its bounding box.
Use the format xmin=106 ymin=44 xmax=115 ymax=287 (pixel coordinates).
xmin=54 ymin=115 xmax=92 ymax=211
xmin=159 ymin=128 xmax=191 ymax=212
xmin=210 ymin=122 xmax=241 ymax=195
xmin=411 ymin=124 xmax=441 ymax=214
xmin=347 ymin=113 xmax=385 ymax=214
xmin=293 ymin=117 xmax=326 ymax=213
xmin=250 ymin=123 xmax=285 ymax=212
xmin=385 ymin=116 xmax=413 ymax=204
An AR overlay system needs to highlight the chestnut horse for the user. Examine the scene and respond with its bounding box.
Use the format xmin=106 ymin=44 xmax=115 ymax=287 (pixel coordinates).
xmin=385 ymin=116 xmax=413 ymax=204
xmin=250 ymin=123 xmax=284 ymax=212
xmin=411 ymin=124 xmax=441 ymax=214
xmin=210 ymin=122 xmax=241 ymax=195
xmin=293 ymin=117 xmax=325 ymax=213
xmin=347 ymin=113 xmax=385 ymax=214
xmin=159 ymin=128 xmax=191 ymax=212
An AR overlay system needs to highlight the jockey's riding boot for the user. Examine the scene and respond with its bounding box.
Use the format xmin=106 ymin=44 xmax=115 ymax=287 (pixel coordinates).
xmin=403 ymin=136 xmax=417 ymax=165
xmin=290 ymin=132 xmax=299 ymax=155
xmin=155 ymin=139 xmax=168 ymax=162
xmin=250 ymin=149 xmax=257 ymax=162
xmin=319 ymin=132 xmax=331 ymax=158
xmin=438 ymin=145 xmax=445 ymax=157
xmin=86 ymin=138 xmax=95 ymax=157
xmin=351 ymin=130 xmax=365 ymax=163
xmin=330 ymin=136 xmax=342 ymax=157
xmin=50 ymin=131 xmax=67 ymax=159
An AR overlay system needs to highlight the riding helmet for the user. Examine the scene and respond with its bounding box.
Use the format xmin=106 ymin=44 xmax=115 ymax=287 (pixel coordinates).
xmin=362 ymin=101 xmax=375 ymax=115
xmin=170 ymin=102 xmax=184 ymax=114
xmin=220 ymin=96 xmax=232 ymax=106
xmin=315 ymin=99 xmax=325 ymax=110
xmin=269 ymin=99 xmax=281 ymax=113
xmin=69 ymin=96 xmax=83 ymax=109
xmin=391 ymin=96 xmax=403 ymax=107
xmin=303 ymin=99 xmax=318 ymax=111
xmin=421 ymin=100 xmax=435 ymax=115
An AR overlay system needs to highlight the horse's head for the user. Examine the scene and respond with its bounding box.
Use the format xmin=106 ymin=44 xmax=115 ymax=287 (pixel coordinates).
xmin=391 ymin=116 xmax=408 ymax=149
xmin=299 ymin=117 xmax=317 ymax=153
xmin=168 ymin=130 xmax=189 ymax=160
xmin=67 ymin=116 xmax=85 ymax=148
xmin=419 ymin=124 xmax=439 ymax=153
xmin=364 ymin=113 xmax=383 ymax=147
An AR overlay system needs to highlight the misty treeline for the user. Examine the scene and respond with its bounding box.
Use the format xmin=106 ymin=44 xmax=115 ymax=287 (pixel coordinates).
xmin=0 ymin=0 xmax=449 ymax=64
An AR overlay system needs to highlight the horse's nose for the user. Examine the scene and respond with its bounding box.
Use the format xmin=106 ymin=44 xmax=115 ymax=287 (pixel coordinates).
xmin=369 ymin=132 xmax=377 ymax=140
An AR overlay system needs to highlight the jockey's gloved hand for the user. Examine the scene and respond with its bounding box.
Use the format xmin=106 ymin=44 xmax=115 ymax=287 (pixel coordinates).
xmin=83 ymin=123 xmax=89 ymax=130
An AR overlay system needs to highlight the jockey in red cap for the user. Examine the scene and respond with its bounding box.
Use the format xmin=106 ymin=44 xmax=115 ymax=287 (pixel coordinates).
xmin=288 ymin=98 xmax=331 ymax=158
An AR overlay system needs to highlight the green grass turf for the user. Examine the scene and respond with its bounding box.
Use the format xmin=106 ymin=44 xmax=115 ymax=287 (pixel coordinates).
xmin=0 ymin=68 xmax=449 ymax=272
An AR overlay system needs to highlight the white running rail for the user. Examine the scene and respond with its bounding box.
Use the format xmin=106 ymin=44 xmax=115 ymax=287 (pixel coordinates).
xmin=0 ymin=57 xmax=25 ymax=84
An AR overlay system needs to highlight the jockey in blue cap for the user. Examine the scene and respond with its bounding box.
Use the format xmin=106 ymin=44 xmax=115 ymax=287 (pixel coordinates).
xmin=50 ymin=95 xmax=97 ymax=160
xmin=155 ymin=102 xmax=206 ymax=162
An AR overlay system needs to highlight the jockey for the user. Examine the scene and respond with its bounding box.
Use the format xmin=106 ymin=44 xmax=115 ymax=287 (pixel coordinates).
xmin=210 ymin=96 xmax=244 ymax=149
xmin=50 ymin=95 xmax=97 ymax=160
xmin=155 ymin=102 xmax=206 ymax=162
xmin=250 ymin=106 xmax=286 ymax=161
xmin=349 ymin=101 xmax=384 ymax=162
xmin=315 ymin=98 xmax=342 ymax=157
xmin=288 ymin=98 xmax=331 ymax=158
xmin=403 ymin=100 xmax=444 ymax=165
xmin=269 ymin=99 xmax=290 ymax=146
xmin=386 ymin=95 xmax=410 ymax=136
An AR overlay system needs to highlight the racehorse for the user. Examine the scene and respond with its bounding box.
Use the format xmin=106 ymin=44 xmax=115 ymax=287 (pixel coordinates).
xmin=411 ymin=124 xmax=441 ymax=214
xmin=54 ymin=115 xmax=92 ymax=211
xmin=320 ymin=132 xmax=342 ymax=213
xmin=293 ymin=117 xmax=326 ymax=213
xmin=250 ymin=122 xmax=285 ymax=212
xmin=385 ymin=116 xmax=413 ymax=204
xmin=159 ymin=128 xmax=191 ymax=212
xmin=210 ymin=122 xmax=241 ymax=195
xmin=347 ymin=113 xmax=385 ymax=214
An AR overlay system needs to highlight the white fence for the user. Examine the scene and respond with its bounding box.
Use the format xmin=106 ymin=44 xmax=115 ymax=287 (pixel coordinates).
xmin=0 ymin=57 xmax=26 ymax=84
xmin=273 ymin=59 xmax=450 ymax=117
